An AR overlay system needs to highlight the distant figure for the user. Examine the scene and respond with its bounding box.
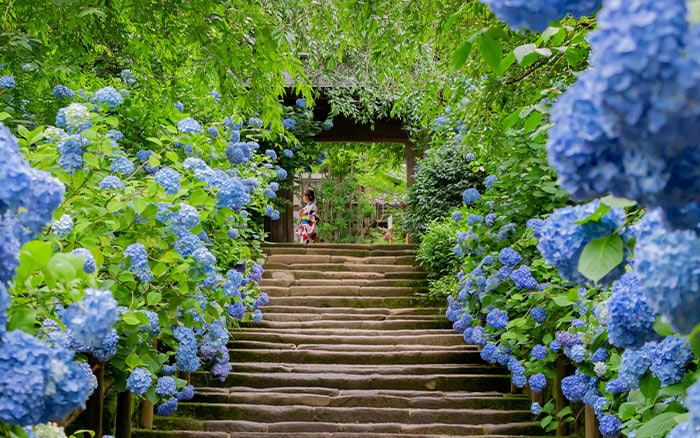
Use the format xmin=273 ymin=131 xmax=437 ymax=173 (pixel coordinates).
xmin=295 ymin=188 xmax=318 ymax=244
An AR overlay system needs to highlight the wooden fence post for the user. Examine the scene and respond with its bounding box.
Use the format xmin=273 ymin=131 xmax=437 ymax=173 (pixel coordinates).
xmin=139 ymin=399 xmax=154 ymax=430
xmin=115 ymin=391 xmax=132 ymax=438
xmin=83 ymin=357 xmax=103 ymax=438
xmin=555 ymin=355 xmax=570 ymax=437
xmin=586 ymin=405 xmax=601 ymax=438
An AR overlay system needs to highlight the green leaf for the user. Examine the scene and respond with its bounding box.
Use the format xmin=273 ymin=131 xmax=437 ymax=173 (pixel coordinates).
xmin=653 ymin=317 xmax=675 ymax=337
xmin=146 ymin=137 xmax=163 ymax=147
xmin=450 ymin=39 xmax=474 ymax=72
xmin=639 ymin=373 xmax=661 ymax=403
xmin=146 ymin=292 xmax=162 ymax=306
xmin=513 ymin=44 xmax=537 ymax=64
xmin=46 ymin=253 xmax=84 ymax=282
xmin=479 ymin=33 xmax=502 ymax=74
xmin=132 ymin=197 xmax=148 ymax=214
xmin=125 ymin=353 xmax=143 ymax=369
xmin=600 ymin=195 xmax=637 ymax=209
xmin=578 ymin=235 xmax=624 ymax=283
xmin=165 ymin=151 xmax=179 ymax=163
xmin=0 ymin=112 xmax=11 ymax=121
xmin=574 ymin=203 xmax=611 ymax=225
xmin=552 ymin=295 xmax=574 ymax=307
xmin=78 ymin=7 xmax=106 ymax=18
xmin=189 ymin=189 xmax=209 ymax=206
xmin=634 ymin=412 xmax=682 ymax=438
xmin=618 ymin=402 xmax=639 ymax=421
xmin=7 ymin=306 xmax=37 ymax=332
xmin=122 ymin=311 xmax=148 ymax=326
xmin=524 ymin=111 xmax=543 ymax=131
xmin=502 ymin=108 xmax=521 ymax=130
xmin=19 ymin=240 xmax=53 ymax=269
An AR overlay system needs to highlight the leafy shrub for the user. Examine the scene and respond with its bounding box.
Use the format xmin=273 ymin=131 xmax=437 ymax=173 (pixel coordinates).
xmin=404 ymin=141 xmax=485 ymax=239
xmin=416 ymin=217 xmax=461 ymax=280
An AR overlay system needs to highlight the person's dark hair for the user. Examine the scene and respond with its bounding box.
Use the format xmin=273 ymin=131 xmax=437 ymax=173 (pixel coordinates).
xmin=303 ymin=188 xmax=315 ymax=202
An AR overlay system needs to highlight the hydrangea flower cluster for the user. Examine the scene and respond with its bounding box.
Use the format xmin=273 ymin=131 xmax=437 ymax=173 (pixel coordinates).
xmin=155 ymin=167 xmax=181 ymax=195
xmin=57 ymin=135 xmax=89 ymax=174
xmin=0 ymin=75 xmax=16 ymax=89
xmin=480 ymin=0 xmax=601 ymax=32
xmin=1 ymin=124 xmax=65 ymax=285
xmin=606 ymin=273 xmax=658 ymax=348
xmin=62 ymin=288 xmax=118 ymax=349
xmin=173 ymin=326 xmax=200 ymax=372
xmin=535 ymin=200 xmax=626 ymax=284
xmin=52 ymin=85 xmax=75 ymax=99
xmin=52 ymin=214 xmax=73 ymax=238
xmin=633 ymin=209 xmax=700 ymax=334
xmin=90 ymin=86 xmax=123 ymax=108
xmin=99 ymin=175 xmax=124 ymax=190
xmin=0 ymin=330 xmax=92 ymax=426
xmin=546 ymin=0 xmax=700 ymax=231
xmin=126 ymin=367 xmax=152 ymax=396
xmin=63 ymin=103 xmax=91 ymax=131
xmin=177 ymin=117 xmax=203 ymax=134
xmin=123 ymin=243 xmax=153 ymax=283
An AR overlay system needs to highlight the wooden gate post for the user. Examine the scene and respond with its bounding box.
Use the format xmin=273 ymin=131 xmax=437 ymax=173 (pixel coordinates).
xmin=115 ymin=391 xmax=132 ymax=438
xmin=83 ymin=357 xmax=103 ymax=438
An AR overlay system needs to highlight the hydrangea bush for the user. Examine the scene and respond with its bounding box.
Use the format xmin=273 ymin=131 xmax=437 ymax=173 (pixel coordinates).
xmin=0 ymin=74 xmax=301 ymax=434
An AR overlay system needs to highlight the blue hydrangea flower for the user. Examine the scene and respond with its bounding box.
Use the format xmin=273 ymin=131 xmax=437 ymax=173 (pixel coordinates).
xmin=107 ymin=130 xmax=124 ymax=142
xmin=136 ymin=149 xmax=152 ymax=162
xmin=57 ymin=135 xmax=89 ymax=174
xmin=173 ymin=326 xmax=200 ymax=372
xmin=110 ymin=156 xmax=134 ymax=175
xmin=176 ymin=384 xmax=195 ymax=401
xmin=248 ymin=263 xmax=264 ymax=282
xmin=174 ymin=102 xmax=184 ymax=113
xmin=0 ymin=75 xmax=15 ymax=89
xmin=687 ymin=379 xmax=700 ymax=432
xmin=531 ymin=306 xmax=546 ymax=323
xmin=210 ymin=346 xmax=232 ymax=382
xmin=155 ymin=167 xmax=181 ymax=195
xmin=126 ymin=367 xmax=152 ymax=396
xmin=295 ymin=98 xmax=307 ymax=109
xmin=565 ymin=344 xmax=586 ymax=363
xmin=282 ymin=118 xmax=296 ymax=129
xmin=156 ymin=397 xmax=178 ymax=416
xmin=322 ymin=120 xmax=333 ymax=130
xmin=453 ymin=245 xmax=463 ymax=257
xmin=0 ymin=330 xmax=93 ymax=426
xmin=480 ymin=0 xmax=601 ymax=32
xmin=155 ymin=376 xmax=177 ymax=396
xmin=90 ymin=86 xmax=123 ymax=108
xmin=276 ymin=166 xmax=287 ymax=180
xmin=462 ymin=188 xmax=480 ymax=205
xmin=561 ymin=374 xmax=587 ymax=402
xmin=511 ymin=265 xmax=538 ymax=290
xmin=486 ymin=308 xmax=508 ymax=330
xmin=161 ymin=364 xmax=177 ymax=376
xmin=52 ymin=85 xmax=75 ymax=99
xmin=123 ymin=243 xmax=153 ymax=283
xmin=484 ymin=175 xmax=498 ymax=189
xmin=668 ymin=423 xmax=694 ymax=438
xmin=607 ymin=273 xmax=659 ymax=348
xmin=52 ymin=214 xmax=73 ymax=238
xmin=618 ymin=346 xmax=652 ymax=390
xmin=88 ymin=328 xmax=118 ymax=362
xmin=207 ymin=126 xmax=219 ymax=138
xmin=120 ymin=69 xmax=138 ymax=87
xmin=99 ymin=175 xmax=124 ymax=190
xmin=634 ymin=209 xmax=700 ymax=334
xmin=228 ymin=301 xmax=245 ymax=320
xmin=485 ymin=213 xmax=496 ymax=227
xmin=530 ymin=402 xmax=542 ymax=416
xmin=591 ymin=348 xmax=608 ymax=363
xmin=536 ymin=200 xmax=626 ymax=285
xmin=556 ymin=331 xmax=582 ymax=349
xmin=247 ymin=117 xmax=263 ymax=128
xmin=529 ymin=373 xmax=547 ymax=393
xmin=271 ymin=209 xmax=280 ymax=220
xmin=598 ymin=414 xmax=622 ymax=438
xmin=648 ymin=337 xmax=695 ymax=386
xmin=177 ymin=117 xmax=203 ymax=134
xmin=498 ymin=248 xmax=521 ymax=267
xmin=452 ymin=210 xmax=463 ymax=222
xmin=531 ymin=344 xmax=547 ymax=361
xmin=467 ymin=214 xmax=483 ymax=225
xmin=549 ymin=340 xmax=561 ymax=352
xmin=283 ymin=148 xmax=293 ymax=158
xmin=62 ymin=288 xmax=118 ymax=349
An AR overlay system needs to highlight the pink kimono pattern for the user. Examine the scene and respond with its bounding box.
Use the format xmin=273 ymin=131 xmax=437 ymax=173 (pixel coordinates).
xmin=295 ymin=201 xmax=317 ymax=243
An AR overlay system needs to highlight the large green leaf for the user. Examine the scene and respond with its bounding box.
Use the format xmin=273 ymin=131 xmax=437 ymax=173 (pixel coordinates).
xmin=634 ymin=412 xmax=683 ymax=438
xmin=479 ymin=33 xmax=502 ymax=74
xmin=578 ymin=234 xmax=624 ymax=283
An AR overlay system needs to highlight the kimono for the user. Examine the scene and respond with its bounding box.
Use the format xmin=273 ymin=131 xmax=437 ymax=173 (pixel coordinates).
xmin=295 ymin=201 xmax=317 ymax=243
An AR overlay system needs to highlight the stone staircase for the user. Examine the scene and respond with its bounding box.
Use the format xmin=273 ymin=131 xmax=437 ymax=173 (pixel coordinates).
xmin=133 ymin=243 xmax=542 ymax=438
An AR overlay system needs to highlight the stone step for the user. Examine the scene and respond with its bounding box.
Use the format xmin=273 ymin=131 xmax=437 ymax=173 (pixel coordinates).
xmin=189 ymin=388 xmax=524 ymax=410
xmin=232 ymin=340 xmax=470 ymax=351
xmin=263 ymin=247 xmax=420 ymax=258
xmin=257 ymin=312 xmax=442 ymax=322
xmin=259 ymin=278 xmax=428 ymax=288
xmin=257 ymin=296 xmax=419 ymax=308
xmin=191 ymin=373 xmax=512 ymax=393
xmin=263 ymin=243 xmax=418 ymax=251
xmin=264 ymin=263 xmax=422 ymax=273
xmin=248 ymin=319 xmax=451 ymax=330
xmin=233 ymin=331 xmax=466 ymax=346
xmin=205 ymin=363 xmax=508 ymax=378
xmin=262 ymin=285 xmax=424 ymax=298
xmin=256 ymin=306 xmax=443 ymax=316
xmin=263 ymin=270 xmax=426 ymax=281
xmin=266 ymin=254 xmax=417 ymax=266
xmin=135 ymin=432 xmax=546 ymax=438
xmin=148 ymin=418 xmax=541 ymax=435
xmin=162 ymin=404 xmax=532 ymax=425
xmin=231 ymin=349 xmax=482 ymax=365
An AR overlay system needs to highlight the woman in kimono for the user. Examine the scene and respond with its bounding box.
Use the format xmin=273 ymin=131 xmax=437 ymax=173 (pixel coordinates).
xmin=295 ymin=188 xmax=318 ymax=243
